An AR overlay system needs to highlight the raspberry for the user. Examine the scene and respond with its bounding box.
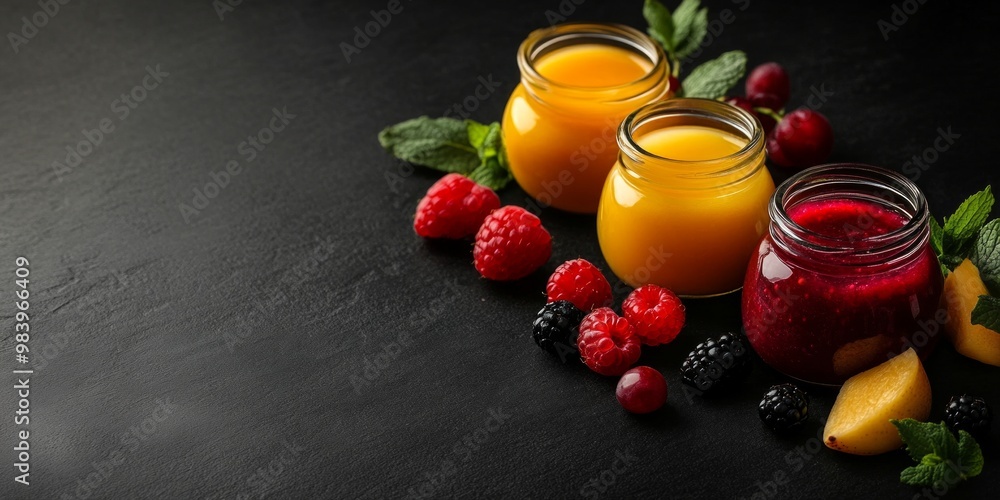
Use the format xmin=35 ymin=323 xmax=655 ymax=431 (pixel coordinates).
xmin=546 ymin=259 xmax=613 ymax=311
xmin=577 ymin=308 xmax=641 ymax=376
xmin=758 ymin=384 xmax=809 ymax=432
xmin=622 ymin=285 xmax=685 ymax=346
xmin=944 ymin=395 xmax=992 ymax=439
xmin=680 ymin=332 xmax=752 ymax=393
xmin=616 ymin=366 xmax=668 ymax=414
xmin=473 ymin=206 xmax=552 ymax=281
xmin=532 ymin=300 xmax=584 ymax=362
xmin=413 ymin=173 xmax=500 ymax=239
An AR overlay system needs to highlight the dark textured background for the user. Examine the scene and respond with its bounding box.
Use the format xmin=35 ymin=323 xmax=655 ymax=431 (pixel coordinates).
xmin=2 ymin=0 xmax=998 ymax=498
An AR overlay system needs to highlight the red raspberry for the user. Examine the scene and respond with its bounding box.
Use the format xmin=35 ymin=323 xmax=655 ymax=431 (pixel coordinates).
xmin=577 ymin=308 xmax=641 ymax=376
xmin=413 ymin=173 xmax=500 ymax=239
xmin=546 ymin=259 xmax=613 ymax=311
xmin=622 ymin=285 xmax=686 ymax=346
xmin=473 ymin=206 xmax=552 ymax=281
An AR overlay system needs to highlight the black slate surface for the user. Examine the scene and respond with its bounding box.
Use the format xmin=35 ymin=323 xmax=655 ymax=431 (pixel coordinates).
xmin=2 ymin=0 xmax=999 ymax=499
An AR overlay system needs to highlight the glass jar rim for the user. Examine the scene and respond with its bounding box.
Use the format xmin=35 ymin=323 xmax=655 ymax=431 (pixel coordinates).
xmin=517 ymin=22 xmax=668 ymax=100
xmin=769 ymin=164 xmax=930 ymax=260
xmin=617 ymin=98 xmax=765 ymax=183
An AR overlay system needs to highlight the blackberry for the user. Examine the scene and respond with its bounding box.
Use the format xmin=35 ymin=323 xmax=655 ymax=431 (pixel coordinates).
xmin=759 ymin=384 xmax=809 ymax=432
xmin=680 ymin=332 xmax=752 ymax=393
xmin=944 ymin=394 xmax=992 ymax=438
xmin=532 ymin=301 xmax=584 ymax=362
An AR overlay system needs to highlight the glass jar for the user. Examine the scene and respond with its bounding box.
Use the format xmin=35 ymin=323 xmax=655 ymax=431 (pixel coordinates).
xmin=502 ymin=23 xmax=671 ymax=214
xmin=597 ymin=98 xmax=774 ymax=297
xmin=742 ymin=165 xmax=944 ymax=385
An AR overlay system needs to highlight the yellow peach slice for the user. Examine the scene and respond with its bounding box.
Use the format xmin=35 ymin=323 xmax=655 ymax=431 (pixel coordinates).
xmin=824 ymin=348 xmax=931 ymax=455
xmin=944 ymin=259 xmax=1000 ymax=367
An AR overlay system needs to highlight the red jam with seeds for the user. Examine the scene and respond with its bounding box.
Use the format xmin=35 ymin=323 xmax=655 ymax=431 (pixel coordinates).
xmin=742 ymin=165 xmax=943 ymax=385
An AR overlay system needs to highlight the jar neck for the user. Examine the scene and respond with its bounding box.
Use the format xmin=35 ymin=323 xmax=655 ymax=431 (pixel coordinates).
xmin=517 ymin=23 xmax=669 ymax=110
xmin=769 ymin=164 xmax=931 ymax=269
xmin=616 ymin=98 xmax=766 ymax=190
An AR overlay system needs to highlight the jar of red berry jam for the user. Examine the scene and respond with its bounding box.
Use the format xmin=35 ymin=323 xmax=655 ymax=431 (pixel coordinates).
xmin=742 ymin=164 xmax=944 ymax=385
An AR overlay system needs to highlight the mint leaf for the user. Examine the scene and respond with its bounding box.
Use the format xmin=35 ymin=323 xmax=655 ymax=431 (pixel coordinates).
xmin=930 ymin=216 xmax=944 ymax=258
xmin=930 ymin=216 xmax=953 ymax=275
xmin=644 ymin=0 xmax=676 ymax=54
xmin=469 ymin=156 xmax=511 ymax=190
xmin=900 ymin=463 xmax=940 ymax=487
xmin=971 ymin=294 xmax=1000 ymax=332
xmin=681 ymin=50 xmax=747 ymax=99
xmin=378 ymin=117 xmax=480 ymax=173
xmin=892 ymin=419 xmax=954 ymax=463
xmin=958 ymin=430 xmax=984 ymax=478
xmin=943 ymin=186 xmax=994 ymax=257
xmin=674 ymin=6 xmax=708 ymax=61
xmin=892 ymin=419 xmax=984 ymax=488
xmin=466 ymin=120 xmax=492 ymax=150
xmin=467 ymin=122 xmax=512 ymax=190
xmin=671 ymin=0 xmax=700 ymax=49
xmin=972 ymin=219 xmax=1000 ymax=294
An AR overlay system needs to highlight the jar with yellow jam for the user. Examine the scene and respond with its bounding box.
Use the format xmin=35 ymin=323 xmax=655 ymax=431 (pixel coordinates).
xmin=502 ymin=23 xmax=671 ymax=214
xmin=597 ymin=99 xmax=774 ymax=297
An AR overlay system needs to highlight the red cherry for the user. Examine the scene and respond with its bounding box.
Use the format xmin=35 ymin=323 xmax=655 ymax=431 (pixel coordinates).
xmin=615 ymin=366 xmax=668 ymax=414
xmin=746 ymin=62 xmax=790 ymax=108
xmin=766 ymin=109 xmax=834 ymax=168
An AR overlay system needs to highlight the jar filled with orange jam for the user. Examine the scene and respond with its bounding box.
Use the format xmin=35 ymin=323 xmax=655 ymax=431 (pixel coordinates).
xmin=597 ymin=99 xmax=775 ymax=297
xmin=502 ymin=23 xmax=671 ymax=214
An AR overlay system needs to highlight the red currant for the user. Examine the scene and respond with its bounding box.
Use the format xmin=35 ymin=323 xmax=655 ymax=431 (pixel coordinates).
xmin=746 ymin=62 xmax=790 ymax=108
xmin=616 ymin=366 xmax=668 ymax=414
xmin=767 ymin=109 xmax=833 ymax=169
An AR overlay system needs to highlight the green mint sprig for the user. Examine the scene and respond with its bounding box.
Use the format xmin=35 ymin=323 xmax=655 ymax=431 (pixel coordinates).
xmin=972 ymin=219 xmax=1000 ymax=295
xmin=930 ymin=186 xmax=1000 ymax=332
xmin=679 ymin=50 xmax=746 ymax=99
xmin=378 ymin=117 xmax=512 ymax=190
xmin=942 ymin=186 xmax=994 ymax=259
xmin=890 ymin=419 xmax=983 ymax=488
xmin=643 ymin=0 xmax=746 ymax=99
